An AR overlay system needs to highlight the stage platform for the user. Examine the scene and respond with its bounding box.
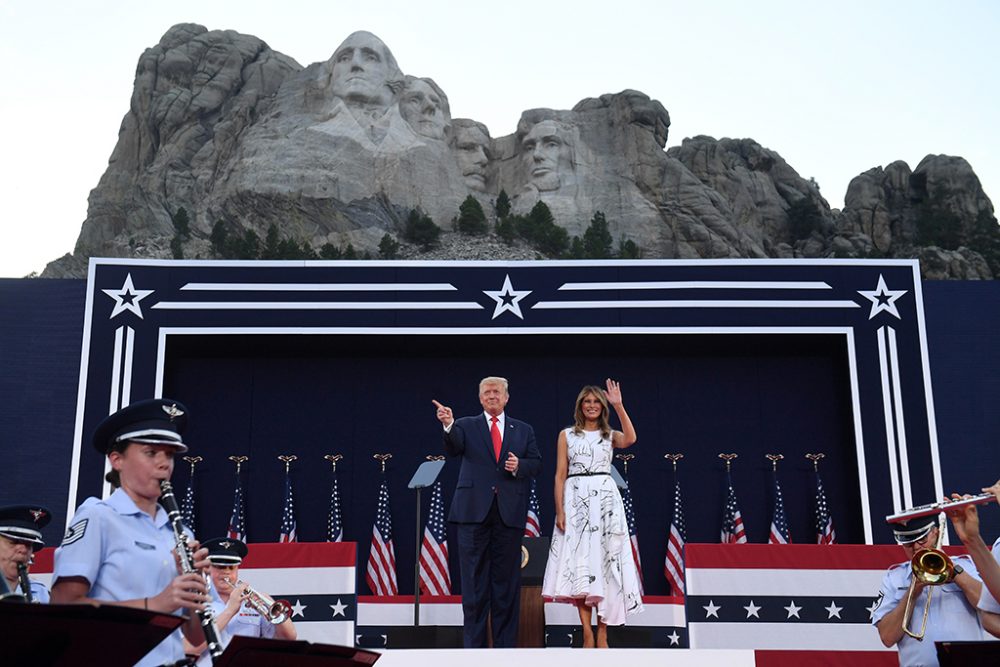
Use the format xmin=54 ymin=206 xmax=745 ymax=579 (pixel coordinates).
xmin=372 ymin=648 xmax=756 ymax=666
xmin=369 ymin=648 xmax=899 ymax=667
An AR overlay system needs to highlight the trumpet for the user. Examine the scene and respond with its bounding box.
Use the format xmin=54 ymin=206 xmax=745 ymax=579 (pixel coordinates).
xmin=886 ymin=492 xmax=996 ymax=524
xmin=224 ymin=577 xmax=291 ymax=624
xmin=901 ymin=516 xmax=955 ymax=640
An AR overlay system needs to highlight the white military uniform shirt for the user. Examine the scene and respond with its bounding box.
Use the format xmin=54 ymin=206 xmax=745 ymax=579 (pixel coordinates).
xmin=871 ymin=554 xmax=985 ymax=667
xmin=30 ymin=579 xmax=49 ymax=603
xmin=977 ymin=536 xmax=1000 ymax=614
xmin=53 ymin=488 xmax=191 ymax=667
xmin=195 ymin=594 xmax=276 ymax=667
xmin=3 ymin=577 xmax=48 ymax=602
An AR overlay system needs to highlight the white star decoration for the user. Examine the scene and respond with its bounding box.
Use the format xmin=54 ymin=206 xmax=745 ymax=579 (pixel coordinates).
xmin=857 ymin=274 xmax=908 ymax=320
xmin=102 ymin=273 xmax=154 ymax=320
xmin=825 ymin=601 xmax=843 ymax=619
xmin=866 ymin=600 xmax=879 ymax=620
xmin=330 ymin=598 xmax=348 ymax=618
xmin=667 ymin=630 xmax=680 ymax=645
xmin=290 ymin=599 xmax=307 ymax=618
xmin=483 ymin=274 xmax=531 ymax=320
xmin=743 ymin=600 xmax=762 ymax=618
xmin=703 ymin=600 xmax=721 ymax=618
xmin=784 ymin=600 xmax=802 ymax=619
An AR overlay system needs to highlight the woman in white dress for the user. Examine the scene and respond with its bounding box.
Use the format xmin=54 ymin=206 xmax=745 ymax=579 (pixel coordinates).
xmin=542 ymin=378 xmax=642 ymax=648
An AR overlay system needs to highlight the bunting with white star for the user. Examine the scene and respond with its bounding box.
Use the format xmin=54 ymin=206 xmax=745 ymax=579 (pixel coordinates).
xmin=685 ymin=543 xmax=897 ymax=650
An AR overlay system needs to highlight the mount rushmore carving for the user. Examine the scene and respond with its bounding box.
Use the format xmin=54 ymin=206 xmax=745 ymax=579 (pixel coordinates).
xmin=43 ymin=24 xmax=998 ymax=279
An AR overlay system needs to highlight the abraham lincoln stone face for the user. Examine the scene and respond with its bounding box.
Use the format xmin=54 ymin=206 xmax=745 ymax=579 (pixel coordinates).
xmin=521 ymin=120 xmax=574 ymax=192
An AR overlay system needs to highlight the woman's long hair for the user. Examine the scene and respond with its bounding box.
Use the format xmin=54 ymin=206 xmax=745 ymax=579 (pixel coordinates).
xmin=571 ymin=385 xmax=611 ymax=439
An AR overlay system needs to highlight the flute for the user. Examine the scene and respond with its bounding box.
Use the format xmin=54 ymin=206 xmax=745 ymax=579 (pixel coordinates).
xmin=885 ymin=492 xmax=996 ymax=524
xmin=160 ymin=480 xmax=224 ymax=663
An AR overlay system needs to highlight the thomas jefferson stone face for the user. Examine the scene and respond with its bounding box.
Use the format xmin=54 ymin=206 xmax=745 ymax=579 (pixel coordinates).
xmin=330 ymin=31 xmax=394 ymax=107
xmin=521 ymin=120 xmax=573 ymax=192
xmin=400 ymin=78 xmax=449 ymax=140
xmin=454 ymin=124 xmax=490 ymax=191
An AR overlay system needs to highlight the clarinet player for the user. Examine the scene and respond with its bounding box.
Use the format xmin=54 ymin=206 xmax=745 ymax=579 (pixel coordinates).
xmin=0 ymin=504 xmax=52 ymax=602
xmin=51 ymin=399 xmax=213 ymax=667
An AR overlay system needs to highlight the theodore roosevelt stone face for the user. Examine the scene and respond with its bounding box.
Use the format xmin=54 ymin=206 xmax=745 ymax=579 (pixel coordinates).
xmin=452 ymin=121 xmax=491 ymax=191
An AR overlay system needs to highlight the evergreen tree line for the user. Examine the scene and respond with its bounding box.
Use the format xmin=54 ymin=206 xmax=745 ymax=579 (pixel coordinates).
xmin=461 ymin=191 xmax=641 ymax=259
xmin=914 ymin=186 xmax=1000 ymax=276
xmin=169 ymin=191 xmax=643 ymax=262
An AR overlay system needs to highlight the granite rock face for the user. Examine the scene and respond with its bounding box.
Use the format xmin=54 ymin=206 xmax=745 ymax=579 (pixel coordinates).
xmin=73 ymin=24 xmax=300 ymax=260
xmin=835 ymin=155 xmax=997 ymax=278
xmin=45 ymin=25 xmax=998 ymax=279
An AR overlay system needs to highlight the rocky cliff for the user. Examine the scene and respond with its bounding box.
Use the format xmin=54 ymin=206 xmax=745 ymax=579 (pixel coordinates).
xmin=42 ymin=24 xmax=998 ymax=279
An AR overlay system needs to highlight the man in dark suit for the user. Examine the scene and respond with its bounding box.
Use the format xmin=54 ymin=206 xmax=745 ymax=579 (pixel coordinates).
xmin=433 ymin=376 xmax=541 ymax=648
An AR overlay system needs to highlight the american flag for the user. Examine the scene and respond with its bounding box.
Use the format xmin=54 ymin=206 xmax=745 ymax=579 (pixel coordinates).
xmin=327 ymin=465 xmax=343 ymax=542
xmin=227 ymin=469 xmax=246 ymax=541
xmin=524 ymin=478 xmax=541 ymax=537
xmin=367 ymin=478 xmax=398 ymax=596
xmin=768 ymin=475 xmax=791 ymax=544
xmin=814 ymin=471 xmax=836 ymax=545
xmin=621 ymin=482 xmax=645 ymax=595
xmin=720 ymin=472 xmax=747 ymax=544
xmin=181 ymin=474 xmax=197 ymax=536
xmin=279 ymin=472 xmax=297 ymax=543
xmin=664 ymin=477 xmax=687 ymax=596
xmin=418 ymin=481 xmax=451 ymax=596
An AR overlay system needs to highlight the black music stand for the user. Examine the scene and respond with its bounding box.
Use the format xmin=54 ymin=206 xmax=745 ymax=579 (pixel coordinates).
xmin=384 ymin=458 xmax=464 ymax=649
xmin=0 ymin=602 xmax=184 ymax=666
xmin=937 ymin=639 xmax=1000 ymax=666
xmin=407 ymin=458 xmax=446 ymax=626
xmin=216 ymin=636 xmax=381 ymax=666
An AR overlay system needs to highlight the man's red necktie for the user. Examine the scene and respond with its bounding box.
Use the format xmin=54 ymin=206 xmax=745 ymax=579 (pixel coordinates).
xmin=490 ymin=416 xmax=502 ymax=461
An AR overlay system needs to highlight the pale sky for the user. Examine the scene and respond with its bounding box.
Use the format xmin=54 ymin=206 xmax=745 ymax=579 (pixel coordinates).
xmin=2 ymin=0 xmax=997 ymax=277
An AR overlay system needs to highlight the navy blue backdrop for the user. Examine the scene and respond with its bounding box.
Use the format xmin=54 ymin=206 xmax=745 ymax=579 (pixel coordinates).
xmin=1 ymin=274 xmax=998 ymax=597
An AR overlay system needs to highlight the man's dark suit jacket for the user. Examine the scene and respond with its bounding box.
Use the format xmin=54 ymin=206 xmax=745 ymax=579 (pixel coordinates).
xmin=444 ymin=413 xmax=541 ymax=527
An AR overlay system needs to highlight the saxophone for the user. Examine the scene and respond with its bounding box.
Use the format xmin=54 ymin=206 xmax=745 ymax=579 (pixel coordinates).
xmin=160 ymin=480 xmax=224 ymax=663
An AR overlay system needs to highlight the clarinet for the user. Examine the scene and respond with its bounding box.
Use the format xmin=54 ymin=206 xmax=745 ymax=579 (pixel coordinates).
xmin=0 ymin=568 xmax=26 ymax=602
xmin=159 ymin=480 xmax=224 ymax=663
xmin=16 ymin=562 xmax=33 ymax=603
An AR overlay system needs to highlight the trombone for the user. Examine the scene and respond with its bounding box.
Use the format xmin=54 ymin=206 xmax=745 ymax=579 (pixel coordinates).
xmin=900 ymin=515 xmax=955 ymax=640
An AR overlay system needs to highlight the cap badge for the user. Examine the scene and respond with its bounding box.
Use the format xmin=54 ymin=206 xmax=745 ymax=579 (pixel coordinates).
xmin=162 ymin=404 xmax=185 ymax=421
xmin=220 ymin=540 xmax=233 ymax=549
xmin=29 ymin=509 xmax=46 ymax=523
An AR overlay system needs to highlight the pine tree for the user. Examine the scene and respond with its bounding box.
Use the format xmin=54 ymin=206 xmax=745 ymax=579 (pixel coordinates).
xmin=457 ymin=195 xmax=489 ymax=235
xmin=378 ymin=233 xmax=400 ymax=259
xmin=583 ymin=211 xmax=613 ymax=258
xmin=494 ymin=189 xmax=511 ymax=218
xmin=617 ymin=236 xmax=641 ymax=259
xmin=262 ymin=224 xmax=281 ymax=259
xmin=403 ymin=209 xmax=442 ymax=250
